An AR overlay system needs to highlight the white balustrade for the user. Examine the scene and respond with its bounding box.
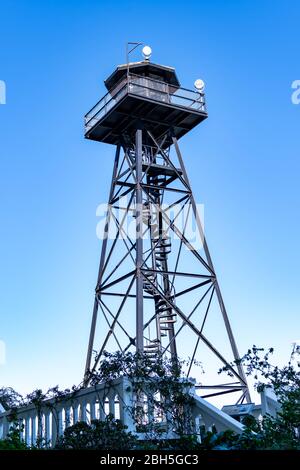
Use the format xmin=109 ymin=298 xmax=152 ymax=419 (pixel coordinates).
xmin=0 ymin=378 xmax=129 ymax=447
xmin=0 ymin=376 xmax=267 ymax=447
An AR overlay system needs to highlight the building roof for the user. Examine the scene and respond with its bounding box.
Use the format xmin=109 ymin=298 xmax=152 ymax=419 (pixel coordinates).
xmin=104 ymin=61 xmax=181 ymax=91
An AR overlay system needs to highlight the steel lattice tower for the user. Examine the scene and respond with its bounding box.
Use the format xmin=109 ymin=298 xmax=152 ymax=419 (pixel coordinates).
xmin=83 ymin=50 xmax=250 ymax=403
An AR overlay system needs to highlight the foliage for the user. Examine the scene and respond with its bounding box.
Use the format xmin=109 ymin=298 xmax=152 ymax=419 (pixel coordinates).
xmin=0 ymin=423 xmax=28 ymax=450
xmin=219 ymin=345 xmax=300 ymax=449
xmin=91 ymin=351 xmax=196 ymax=438
xmin=0 ymin=387 xmax=24 ymax=410
xmin=56 ymin=415 xmax=138 ymax=450
xmin=89 ymin=350 xmax=185 ymax=383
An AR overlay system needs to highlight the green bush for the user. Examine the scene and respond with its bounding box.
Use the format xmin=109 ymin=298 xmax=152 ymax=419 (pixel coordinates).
xmin=56 ymin=415 xmax=138 ymax=450
xmin=0 ymin=426 xmax=27 ymax=450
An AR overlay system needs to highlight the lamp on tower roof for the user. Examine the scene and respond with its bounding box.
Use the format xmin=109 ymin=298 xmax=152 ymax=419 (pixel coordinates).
xmin=142 ymin=45 xmax=152 ymax=61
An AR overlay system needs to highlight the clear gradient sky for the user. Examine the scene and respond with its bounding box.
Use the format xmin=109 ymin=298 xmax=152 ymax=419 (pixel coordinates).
xmin=0 ymin=0 xmax=299 ymax=398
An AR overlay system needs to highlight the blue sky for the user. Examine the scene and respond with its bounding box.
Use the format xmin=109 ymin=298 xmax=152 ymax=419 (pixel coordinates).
xmin=0 ymin=0 xmax=299 ymax=398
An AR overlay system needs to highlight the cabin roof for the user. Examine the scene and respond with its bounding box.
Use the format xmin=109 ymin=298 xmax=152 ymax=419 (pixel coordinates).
xmin=104 ymin=61 xmax=181 ymax=91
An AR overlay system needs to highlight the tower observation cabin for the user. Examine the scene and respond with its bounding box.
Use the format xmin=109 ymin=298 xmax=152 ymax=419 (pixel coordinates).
xmin=84 ymin=60 xmax=207 ymax=146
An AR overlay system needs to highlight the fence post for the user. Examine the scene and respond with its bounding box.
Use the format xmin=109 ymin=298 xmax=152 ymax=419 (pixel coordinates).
xmin=120 ymin=377 xmax=135 ymax=432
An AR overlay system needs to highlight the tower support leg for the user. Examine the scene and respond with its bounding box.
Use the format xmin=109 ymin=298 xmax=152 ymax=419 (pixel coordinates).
xmin=135 ymin=129 xmax=144 ymax=353
xmin=84 ymin=145 xmax=121 ymax=384
xmin=172 ymin=136 xmax=251 ymax=403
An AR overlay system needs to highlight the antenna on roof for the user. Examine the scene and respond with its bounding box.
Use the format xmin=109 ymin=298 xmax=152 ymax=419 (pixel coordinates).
xmin=126 ymin=42 xmax=143 ymax=78
xmin=126 ymin=42 xmax=152 ymax=76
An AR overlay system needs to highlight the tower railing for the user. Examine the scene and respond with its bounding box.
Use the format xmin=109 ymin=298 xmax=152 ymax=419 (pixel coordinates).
xmin=85 ymin=74 xmax=206 ymax=134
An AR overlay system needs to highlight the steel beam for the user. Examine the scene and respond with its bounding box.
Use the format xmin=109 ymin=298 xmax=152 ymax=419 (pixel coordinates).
xmin=172 ymin=136 xmax=251 ymax=403
xmin=135 ymin=128 xmax=144 ymax=353
xmin=84 ymin=145 xmax=120 ymax=384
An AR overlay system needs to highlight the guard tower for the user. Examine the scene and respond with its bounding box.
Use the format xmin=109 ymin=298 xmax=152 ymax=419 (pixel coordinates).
xmin=84 ymin=45 xmax=250 ymax=404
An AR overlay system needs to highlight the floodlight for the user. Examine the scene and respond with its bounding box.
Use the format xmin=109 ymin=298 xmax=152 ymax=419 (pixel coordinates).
xmin=142 ymin=45 xmax=152 ymax=60
xmin=194 ymin=79 xmax=205 ymax=91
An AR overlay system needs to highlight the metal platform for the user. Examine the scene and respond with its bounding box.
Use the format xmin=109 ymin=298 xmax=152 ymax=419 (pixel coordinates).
xmin=85 ymin=73 xmax=207 ymax=147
